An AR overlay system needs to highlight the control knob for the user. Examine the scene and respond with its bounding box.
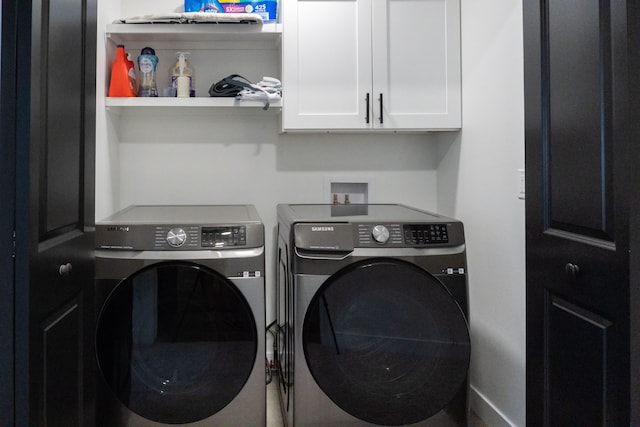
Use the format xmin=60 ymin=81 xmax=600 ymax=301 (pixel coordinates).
xmin=372 ymin=224 xmax=390 ymax=244
xmin=167 ymin=227 xmax=187 ymax=247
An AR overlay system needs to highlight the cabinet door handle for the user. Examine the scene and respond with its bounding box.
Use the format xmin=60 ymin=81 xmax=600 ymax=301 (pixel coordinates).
xmin=58 ymin=263 xmax=73 ymax=277
xmin=565 ymin=263 xmax=580 ymax=281
xmin=379 ymin=93 xmax=384 ymax=124
xmin=365 ymin=93 xmax=370 ymax=124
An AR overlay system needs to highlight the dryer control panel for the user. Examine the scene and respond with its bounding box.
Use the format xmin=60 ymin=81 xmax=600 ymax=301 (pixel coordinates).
xmin=97 ymin=223 xmax=263 ymax=250
xmin=152 ymin=225 xmax=247 ymax=249
xmin=201 ymin=226 xmax=246 ymax=247
xmin=154 ymin=225 xmax=248 ymax=249
xmin=96 ymin=205 xmax=264 ymax=251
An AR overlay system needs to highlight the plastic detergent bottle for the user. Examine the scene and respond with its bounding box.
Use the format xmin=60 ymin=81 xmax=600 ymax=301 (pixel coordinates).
xmin=137 ymin=47 xmax=159 ymax=97
xmin=108 ymin=45 xmax=136 ymax=97
xmin=126 ymin=52 xmax=138 ymax=95
xmin=170 ymin=52 xmax=195 ymax=97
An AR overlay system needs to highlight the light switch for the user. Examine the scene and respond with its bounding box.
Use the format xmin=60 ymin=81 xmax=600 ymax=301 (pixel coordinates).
xmin=517 ymin=169 xmax=525 ymax=200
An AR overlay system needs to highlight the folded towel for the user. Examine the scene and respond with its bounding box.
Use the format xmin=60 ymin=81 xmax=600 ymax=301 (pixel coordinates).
xmin=237 ymin=88 xmax=281 ymax=102
xmin=235 ymin=76 xmax=282 ymax=110
xmin=254 ymin=77 xmax=282 ymax=89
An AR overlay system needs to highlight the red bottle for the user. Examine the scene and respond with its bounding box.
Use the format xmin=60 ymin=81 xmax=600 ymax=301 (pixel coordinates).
xmin=108 ymin=44 xmax=136 ymax=97
xmin=126 ymin=52 xmax=138 ymax=95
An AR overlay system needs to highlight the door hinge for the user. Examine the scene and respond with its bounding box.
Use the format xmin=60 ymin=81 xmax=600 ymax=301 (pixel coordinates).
xmin=12 ymin=230 xmax=16 ymax=259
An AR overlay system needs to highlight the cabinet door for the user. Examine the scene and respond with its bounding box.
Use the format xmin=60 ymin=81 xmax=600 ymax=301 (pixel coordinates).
xmin=12 ymin=0 xmax=97 ymax=424
xmin=282 ymin=0 xmax=372 ymax=130
xmin=372 ymin=0 xmax=460 ymax=129
xmin=524 ymin=0 xmax=632 ymax=424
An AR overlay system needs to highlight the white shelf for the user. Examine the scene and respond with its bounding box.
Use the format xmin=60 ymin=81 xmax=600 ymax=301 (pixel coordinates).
xmin=105 ymin=96 xmax=282 ymax=115
xmin=106 ymin=23 xmax=282 ymax=44
xmin=104 ymin=23 xmax=282 ymax=117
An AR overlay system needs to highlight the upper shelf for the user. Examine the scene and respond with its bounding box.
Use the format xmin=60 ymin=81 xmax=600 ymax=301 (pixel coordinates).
xmin=105 ymin=23 xmax=282 ymax=44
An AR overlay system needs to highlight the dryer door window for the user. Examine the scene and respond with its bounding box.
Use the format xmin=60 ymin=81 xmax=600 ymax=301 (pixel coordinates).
xmin=96 ymin=262 xmax=257 ymax=424
xmin=303 ymin=258 xmax=470 ymax=426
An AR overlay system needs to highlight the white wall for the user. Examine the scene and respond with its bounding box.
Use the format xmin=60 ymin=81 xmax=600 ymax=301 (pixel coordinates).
xmin=96 ymin=0 xmax=527 ymax=425
xmin=437 ymin=1 xmax=526 ymax=425
xmin=96 ymin=0 xmax=441 ymax=364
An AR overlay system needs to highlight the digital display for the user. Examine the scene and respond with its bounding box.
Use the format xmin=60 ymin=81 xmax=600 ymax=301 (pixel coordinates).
xmin=403 ymin=224 xmax=449 ymax=245
xmin=201 ymin=226 xmax=246 ymax=247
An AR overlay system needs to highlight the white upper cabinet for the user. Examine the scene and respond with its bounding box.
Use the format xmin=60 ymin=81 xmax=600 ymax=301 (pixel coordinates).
xmin=282 ymin=0 xmax=461 ymax=132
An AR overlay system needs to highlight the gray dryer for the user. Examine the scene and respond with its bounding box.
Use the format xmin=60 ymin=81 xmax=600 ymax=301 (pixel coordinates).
xmin=94 ymin=205 xmax=265 ymax=426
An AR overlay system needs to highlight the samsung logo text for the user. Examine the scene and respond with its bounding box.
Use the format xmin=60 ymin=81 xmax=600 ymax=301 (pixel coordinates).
xmin=311 ymin=226 xmax=334 ymax=232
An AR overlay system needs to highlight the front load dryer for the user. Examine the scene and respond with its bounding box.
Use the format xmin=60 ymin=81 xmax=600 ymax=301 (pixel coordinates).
xmin=276 ymin=204 xmax=470 ymax=426
xmin=94 ymin=205 xmax=265 ymax=426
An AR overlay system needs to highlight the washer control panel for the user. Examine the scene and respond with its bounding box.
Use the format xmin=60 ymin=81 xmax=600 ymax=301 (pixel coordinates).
xmin=403 ymin=224 xmax=449 ymax=245
xmin=357 ymin=224 xmax=403 ymax=246
xmin=356 ymin=223 xmax=450 ymax=247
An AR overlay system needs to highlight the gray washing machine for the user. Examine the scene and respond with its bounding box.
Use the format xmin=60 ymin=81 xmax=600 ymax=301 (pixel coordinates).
xmin=276 ymin=204 xmax=470 ymax=426
xmin=94 ymin=205 xmax=265 ymax=426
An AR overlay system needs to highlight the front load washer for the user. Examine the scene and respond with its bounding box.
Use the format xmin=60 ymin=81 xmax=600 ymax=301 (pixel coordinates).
xmin=276 ymin=204 xmax=470 ymax=426
xmin=94 ymin=205 xmax=265 ymax=426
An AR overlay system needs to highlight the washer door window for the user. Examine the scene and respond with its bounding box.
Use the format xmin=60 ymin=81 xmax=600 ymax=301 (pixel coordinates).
xmin=303 ymin=258 xmax=470 ymax=426
xmin=96 ymin=262 xmax=257 ymax=424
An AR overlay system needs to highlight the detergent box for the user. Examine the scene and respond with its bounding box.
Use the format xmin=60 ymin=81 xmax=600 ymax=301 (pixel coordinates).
xmin=184 ymin=0 xmax=278 ymax=22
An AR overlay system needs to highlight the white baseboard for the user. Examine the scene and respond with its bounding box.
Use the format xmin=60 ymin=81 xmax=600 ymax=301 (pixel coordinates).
xmin=470 ymin=385 xmax=517 ymax=427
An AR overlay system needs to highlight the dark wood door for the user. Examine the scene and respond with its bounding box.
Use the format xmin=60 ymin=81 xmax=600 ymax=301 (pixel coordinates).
xmin=0 ymin=2 xmax=19 ymax=425
xmin=629 ymin=5 xmax=640 ymax=425
xmin=11 ymin=0 xmax=96 ymax=425
xmin=631 ymin=5 xmax=640 ymax=426
xmin=524 ymin=1 xmax=635 ymax=425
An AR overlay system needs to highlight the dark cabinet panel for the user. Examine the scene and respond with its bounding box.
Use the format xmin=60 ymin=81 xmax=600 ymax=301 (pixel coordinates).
xmin=40 ymin=300 xmax=82 ymax=427
xmin=547 ymin=0 xmax=613 ymax=239
xmin=42 ymin=0 xmax=84 ymax=234
xmin=546 ymin=295 xmax=612 ymax=425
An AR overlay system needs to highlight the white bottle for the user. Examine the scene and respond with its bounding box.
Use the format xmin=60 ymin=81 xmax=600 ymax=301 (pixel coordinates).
xmin=170 ymin=52 xmax=195 ymax=97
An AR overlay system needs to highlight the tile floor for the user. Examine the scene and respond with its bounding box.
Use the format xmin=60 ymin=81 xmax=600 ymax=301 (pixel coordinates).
xmin=266 ymin=380 xmax=284 ymax=426
xmin=265 ymin=377 xmax=487 ymax=427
